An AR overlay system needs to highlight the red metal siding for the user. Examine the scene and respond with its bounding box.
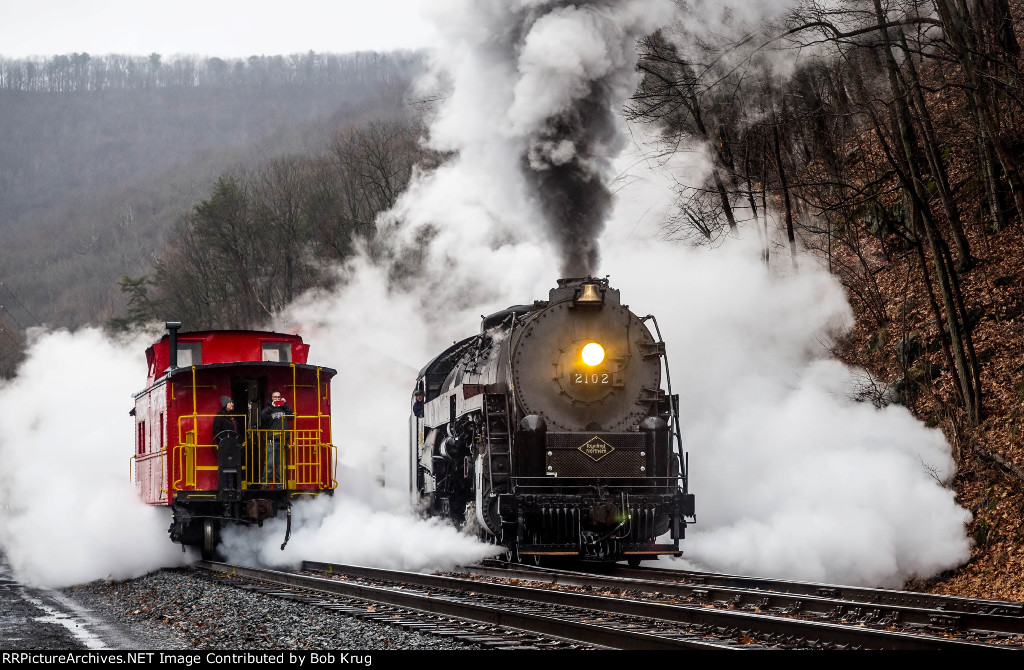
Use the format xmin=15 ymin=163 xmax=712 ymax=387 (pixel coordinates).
xmin=134 ymin=330 xmax=336 ymax=506
xmin=134 ymin=381 xmax=170 ymax=505
xmin=145 ymin=330 xmax=310 ymax=385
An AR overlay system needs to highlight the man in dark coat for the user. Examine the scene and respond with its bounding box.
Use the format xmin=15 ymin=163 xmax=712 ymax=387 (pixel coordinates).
xmin=213 ymin=396 xmax=242 ymax=492
xmin=259 ymin=389 xmax=292 ymax=488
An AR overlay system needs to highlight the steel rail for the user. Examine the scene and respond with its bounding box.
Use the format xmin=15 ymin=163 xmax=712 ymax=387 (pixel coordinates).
xmin=467 ymin=562 xmax=1024 ymax=638
xmin=615 ymin=564 xmax=1024 ymax=615
xmin=199 ymin=561 xmax=734 ymax=650
xmin=293 ymin=561 xmax=1002 ymax=650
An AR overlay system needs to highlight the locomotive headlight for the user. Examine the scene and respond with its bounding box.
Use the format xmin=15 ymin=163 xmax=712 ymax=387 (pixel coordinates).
xmin=581 ymin=342 xmax=605 ymax=367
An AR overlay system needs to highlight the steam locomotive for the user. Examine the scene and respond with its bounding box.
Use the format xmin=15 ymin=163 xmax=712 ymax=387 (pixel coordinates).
xmin=133 ymin=323 xmax=338 ymax=559
xmin=410 ymin=277 xmax=695 ymax=563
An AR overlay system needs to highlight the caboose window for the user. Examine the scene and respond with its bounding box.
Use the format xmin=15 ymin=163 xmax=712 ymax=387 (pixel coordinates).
xmin=177 ymin=342 xmax=202 ymax=366
xmin=262 ymin=342 xmax=292 ymax=362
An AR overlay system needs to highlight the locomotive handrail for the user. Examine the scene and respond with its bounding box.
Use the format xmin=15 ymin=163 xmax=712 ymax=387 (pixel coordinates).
xmin=504 ymin=309 xmax=522 ymax=427
xmin=641 ymin=314 xmax=688 ymax=495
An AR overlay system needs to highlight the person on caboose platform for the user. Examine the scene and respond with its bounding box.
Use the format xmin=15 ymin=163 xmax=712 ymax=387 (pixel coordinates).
xmin=259 ymin=389 xmax=292 ymax=489
xmin=213 ymin=396 xmax=242 ymax=492
xmin=213 ymin=396 xmax=240 ymax=444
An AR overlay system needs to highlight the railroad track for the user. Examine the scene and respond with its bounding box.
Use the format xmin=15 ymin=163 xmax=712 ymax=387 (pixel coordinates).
xmin=601 ymin=562 xmax=1024 ymax=616
xmin=467 ymin=560 xmax=1024 ymax=645
xmin=195 ymin=561 xmax=1019 ymax=650
xmin=425 ymin=562 xmax=1023 ymax=648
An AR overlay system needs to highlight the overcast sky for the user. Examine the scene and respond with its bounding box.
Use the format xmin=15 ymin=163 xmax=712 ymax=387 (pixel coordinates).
xmin=0 ymin=0 xmax=436 ymax=59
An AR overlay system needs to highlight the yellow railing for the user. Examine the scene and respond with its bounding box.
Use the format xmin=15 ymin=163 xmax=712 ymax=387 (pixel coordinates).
xmin=165 ymin=364 xmax=338 ymax=493
xmin=241 ymin=427 xmax=336 ymax=489
xmin=170 ymin=417 xmax=337 ymax=492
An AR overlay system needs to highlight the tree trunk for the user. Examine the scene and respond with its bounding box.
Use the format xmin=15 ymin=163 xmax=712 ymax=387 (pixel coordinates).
xmin=935 ymin=0 xmax=1024 ymax=226
xmin=773 ymin=121 xmax=799 ymax=269
xmin=873 ymin=0 xmax=982 ymax=423
xmin=895 ymin=26 xmax=973 ymax=268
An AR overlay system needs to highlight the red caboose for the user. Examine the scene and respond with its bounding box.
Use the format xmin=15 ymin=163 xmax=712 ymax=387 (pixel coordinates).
xmin=132 ymin=322 xmax=337 ymax=558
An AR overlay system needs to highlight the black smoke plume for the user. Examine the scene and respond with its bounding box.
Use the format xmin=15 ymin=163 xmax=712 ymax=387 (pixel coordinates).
xmin=504 ymin=0 xmax=675 ymax=277
xmin=524 ymin=87 xmax=617 ymax=277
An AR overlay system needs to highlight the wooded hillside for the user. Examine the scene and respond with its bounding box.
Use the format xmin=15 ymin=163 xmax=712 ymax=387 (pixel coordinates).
xmin=0 ymin=50 xmax=421 ymax=353
xmin=628 ymin=0 xmax=1024 ymax=599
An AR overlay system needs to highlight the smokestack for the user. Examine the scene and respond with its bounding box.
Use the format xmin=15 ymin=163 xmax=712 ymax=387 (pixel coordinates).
xmin=165 ymin=321 xmax=181 ymax=372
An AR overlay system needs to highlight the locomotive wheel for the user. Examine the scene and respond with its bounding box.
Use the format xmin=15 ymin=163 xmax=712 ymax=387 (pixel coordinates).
xmin=627 ymin=556 xmax=642 ymax=567
xmin=518 ymin=530 xmax=541 ymax=566
xmin=201 ymin=519 xmax=222 ymax=561
xmin=498 ymin=538 xmax=516 ymax=563
xmin=484 ymin=532 xmax=518 ymax=564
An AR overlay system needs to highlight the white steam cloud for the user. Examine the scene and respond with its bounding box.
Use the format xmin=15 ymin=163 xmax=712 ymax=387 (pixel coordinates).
xmin=0 ymin=328 xmax=187 ymax=589
xmin=0 ymin=0 xmax=970 ymax=591
xmin=601 ymin=136 xmax=971 ymax=586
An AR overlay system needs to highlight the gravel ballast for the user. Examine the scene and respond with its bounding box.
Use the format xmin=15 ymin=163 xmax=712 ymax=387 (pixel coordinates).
xmin=63 ymin=568 xmax=483 ymax=651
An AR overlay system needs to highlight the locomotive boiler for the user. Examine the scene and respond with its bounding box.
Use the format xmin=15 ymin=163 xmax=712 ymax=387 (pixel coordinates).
xmin=410 ymin=277 xmax=695 ymax=563
xmin=133 ymin=323 xmax=338 ymax=559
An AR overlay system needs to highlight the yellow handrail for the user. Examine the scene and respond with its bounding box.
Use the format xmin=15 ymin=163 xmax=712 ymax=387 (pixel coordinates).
xmin=161 ymin=363 xmax=338 ymax=493
xmin=171 ymin=413 xmax=336 ymax=491
xmin=135 ymin=357 xmax=340 ymax=499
